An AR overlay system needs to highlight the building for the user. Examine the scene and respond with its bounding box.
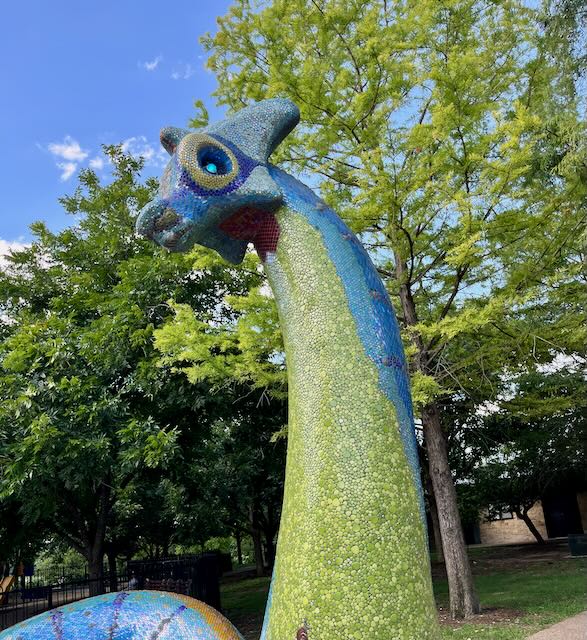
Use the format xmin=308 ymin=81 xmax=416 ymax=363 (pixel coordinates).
xmin=475 ymin=490 xmax=587 ymax=545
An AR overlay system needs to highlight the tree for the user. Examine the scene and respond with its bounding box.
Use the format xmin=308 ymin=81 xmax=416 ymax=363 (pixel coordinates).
xmin=155 ymin=250 xmax=289 ymax=575
xmin=541 ymin=0 xmax=586 ymax=80
xmin=461 ymin=368 xmax=586 ymax=543
xmin=0 ymin=495 xmax=47 ymax=574
xmin=215 ymin=392 xmax=287 ymax=576
xmin=155 ymin=303 xmax=289 ymax=576
xmin=195 ymin=0 xmax=585 ymax=617
xmin=0 ymin=147 xmax=259 ymax=594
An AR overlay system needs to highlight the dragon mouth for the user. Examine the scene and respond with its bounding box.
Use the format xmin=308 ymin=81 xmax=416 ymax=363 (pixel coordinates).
xmin=136 ymin=199 xmax=280 ymax=262
xmin=219 ymin=206 xmax=280 ymax=261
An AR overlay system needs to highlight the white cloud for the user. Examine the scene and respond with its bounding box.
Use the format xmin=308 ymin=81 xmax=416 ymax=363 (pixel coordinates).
xmin=171 ymin=62 xmax=195 ymax=81
xmin=475 ymin=400 xmax=500 ymax=417
xmin=57 ymin=161 xmax=77 ymax=181
xmin=0 ymin=238 xmax=29 ymax=268
xmin=48 ymin=135 xmax=88 ymax=162
xmin=46 ymin=136 xmax=89 ymax=180
xmin=89 ymin=157 xmax=105 ymax=170
xmin=42 ymin=132 xmax=166 ymax=183
xmin=259 ymin=281 xmax=274 ymax=298
xmin=122 ymin=136 xmax=154 ymax=161
xmin=121 ymin=136 xmax=167 ymax=167
xmin=140 ymin=55 xmax=162 ymax=71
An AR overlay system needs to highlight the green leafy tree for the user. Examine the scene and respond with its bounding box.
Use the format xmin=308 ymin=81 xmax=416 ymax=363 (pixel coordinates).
xmin=457 ymin=368 xmax=586 ymax=543
xmin=0 ymin=148 xmax=259 ymax=594
xmin=210 ymin=391 xmax=287 ymax=576
xmin=0 ymin=495 xmax=47 ymax=575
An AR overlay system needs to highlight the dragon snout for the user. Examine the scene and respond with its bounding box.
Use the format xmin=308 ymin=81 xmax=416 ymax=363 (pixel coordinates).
xmin=136 ymin=199 xmax=169 ymax=237
xmin=152 ymin=208 xmax=181 ymax=233
xmin=135 ymin=199 xmax=194 ymax=252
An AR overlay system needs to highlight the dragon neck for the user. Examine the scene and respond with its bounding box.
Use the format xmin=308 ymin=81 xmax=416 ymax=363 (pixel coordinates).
xmin=255 ymin=167 xmax=437 ymax=639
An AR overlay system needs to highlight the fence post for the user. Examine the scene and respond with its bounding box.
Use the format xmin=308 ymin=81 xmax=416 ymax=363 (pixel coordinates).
xmin=190 ymin=553 xmax=221 ymax=611
xmin=47 ymin=587 xmax=53 ymax=609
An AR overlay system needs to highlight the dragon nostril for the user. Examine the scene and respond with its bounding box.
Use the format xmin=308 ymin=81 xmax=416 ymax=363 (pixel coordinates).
xmin=154 ymin=208 xmax=181 ymax=232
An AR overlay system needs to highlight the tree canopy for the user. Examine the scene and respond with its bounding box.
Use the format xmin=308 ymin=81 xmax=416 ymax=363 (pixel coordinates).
xmin=0 ymin=148 xmax=262 ymax=590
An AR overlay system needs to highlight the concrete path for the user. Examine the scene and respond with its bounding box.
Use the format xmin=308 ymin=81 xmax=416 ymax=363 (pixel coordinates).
xmin=527 ymin=611 xmax=587 ymax=639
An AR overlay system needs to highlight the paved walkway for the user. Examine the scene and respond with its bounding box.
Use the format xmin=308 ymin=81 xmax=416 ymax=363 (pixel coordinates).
xmin=527 ymin=611 xmax=587 ymax=639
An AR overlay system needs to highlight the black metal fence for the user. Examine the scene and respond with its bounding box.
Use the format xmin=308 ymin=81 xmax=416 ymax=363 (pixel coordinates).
xmin=0 ymin=575 xmax=130 ymax=631
xmin=128 ymin=552 xmax=223 ymax=610
xmin=0 ymin=553 xmax=224 ymax=632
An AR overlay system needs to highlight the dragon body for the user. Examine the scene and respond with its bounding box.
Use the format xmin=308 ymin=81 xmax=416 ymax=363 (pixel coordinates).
xmin=1 ymin=100 xmax=438 ymax=639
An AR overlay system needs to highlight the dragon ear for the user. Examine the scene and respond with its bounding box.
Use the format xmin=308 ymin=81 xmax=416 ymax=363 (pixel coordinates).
xmin=206 ymin=98 xmax=300 ymax=162
xmin=160 ymin=126 xmax=189 ymax=155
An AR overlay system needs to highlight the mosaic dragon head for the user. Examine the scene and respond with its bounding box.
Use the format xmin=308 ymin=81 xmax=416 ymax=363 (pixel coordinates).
xmin=135 ymin=98 xmax=300 ymax=263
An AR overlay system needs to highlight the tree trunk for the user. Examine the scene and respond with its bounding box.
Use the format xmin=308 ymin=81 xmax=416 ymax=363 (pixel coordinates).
xmin=251 ymin=529 xmax=264 ymax=576
xmin=87 ymin=550 xmax=105 ymax=596
xmin=394 ymin=252 xmax=479 ymax=617
xmin=235 ymin=529 xmax=243 ymax=566
xmin=107 ymin=551 xmax=118 ymax=593
xmin=249 ymin=507 xmax=265 ymax=577
xmin=426 ymin=476 xmax=444 ymax=564
xmin=422 ymin=403 xmax=480 ymax=618
xmin=515 ymin=508 xmax=545 ymax=544
xmin=263 ymin=530 xmax=276 ymax=571
xmin=261 ymin=504 xmax=278 ymax=572
xmin=86 ymin=482 xmax=110 ymax=596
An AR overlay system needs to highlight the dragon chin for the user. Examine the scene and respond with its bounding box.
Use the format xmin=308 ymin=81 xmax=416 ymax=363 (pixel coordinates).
xmin=135 ymin=199 xmax=281 ymax=264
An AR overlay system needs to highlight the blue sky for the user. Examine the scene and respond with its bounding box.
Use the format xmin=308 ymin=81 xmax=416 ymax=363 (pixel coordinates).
xmin=1 ymin=0 xmax=233 ymax=251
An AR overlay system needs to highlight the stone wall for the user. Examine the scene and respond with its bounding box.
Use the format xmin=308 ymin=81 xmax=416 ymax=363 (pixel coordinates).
xmin=478 ymin=503 xmax=548 ymax=545
xmin=478 ymin=492 xmax=587 ymax=545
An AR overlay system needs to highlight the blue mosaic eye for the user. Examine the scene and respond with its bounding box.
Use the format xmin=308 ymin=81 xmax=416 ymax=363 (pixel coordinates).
xmin=198 ymin=146 xmax=232 ymax=175
xmin=179 ymin=133 xmax=240 ymax=191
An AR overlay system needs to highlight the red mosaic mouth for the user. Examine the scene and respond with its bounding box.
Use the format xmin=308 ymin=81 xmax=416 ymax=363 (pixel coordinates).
xmin=219 ymin=207 xmax=280 ymax=262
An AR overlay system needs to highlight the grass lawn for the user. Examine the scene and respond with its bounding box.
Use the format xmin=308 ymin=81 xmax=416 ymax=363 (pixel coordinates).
xmin=436 ymin=557 xmax=586 ymax=638
xmin=220 ymin=543 xmax=586 ymax=639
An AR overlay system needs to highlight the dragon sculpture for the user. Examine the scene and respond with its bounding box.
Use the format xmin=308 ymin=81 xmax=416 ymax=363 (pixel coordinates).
xmin=0 ymin=99 xmax=438 ymax=639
